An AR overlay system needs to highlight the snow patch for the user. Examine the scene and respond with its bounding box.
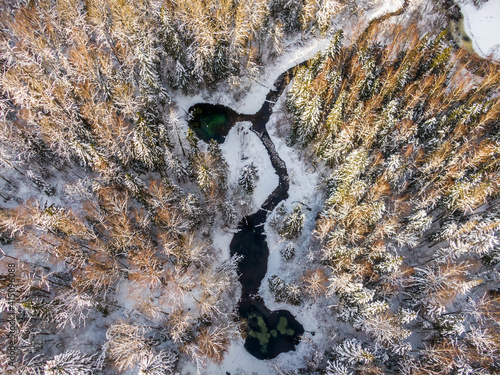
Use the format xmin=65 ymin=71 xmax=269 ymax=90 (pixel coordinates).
xmin=220 ymin=121 xmax=278 ymax=213
xmin=459 ymin=0 xmax=500 ymax=59
xmin=202 ymin=339 xmax=273 ymax=375
xmin=365 ymin=0 xmax=405 ymax=20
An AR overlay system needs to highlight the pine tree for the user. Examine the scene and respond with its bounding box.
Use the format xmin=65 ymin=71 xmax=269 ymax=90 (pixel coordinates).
xmin=207 ymin=139 xmax=228 ymax=191
xmin=271 ymin=21 xmax=285 ymax=55
xmin=106 ymin=323 xmax=153 ymax=372
xmin=132 ymin=118 xmax=161 ymax=171
xmin=173 ymin=60 xmax=190 ymax=91
xmin=184 ymin=323 xmax=237 ymax=366
xmin=325 ymin=360 xmax=351 ymax=375
xmin=268 ymin=275 xmax=287 ymax=303
xmin=334 ymin=339 xmax=374 ymax=365
xmin=296 ymin=93 xmax=323 ymax=145
xmin=327 ymin=30 xmax=344 ymax=59
xmin=168 ymin=308 xmax=195 ymax=344
xmin=279 ymin=204 xmax=305 ymax=239
xmin=280 ymin=243 xmax=295 ymax=260
xmin=186 ymin=128 xmax=199 ymax=153
xmin=180 ymin=193 xmax=204 ymax=224
xmin=221 ymin=203 xmax=237 ymax=228
xmin=412 ymin=262 xmax=481 ymax=318
xmin=238 ymin=163 xmax=259 ymax=193
xmin=123 ymin=173 xmax=151 ymax=206
xmin=138 ymin=350 xmax=178 ymax=375
xmin=285 ymin=283 xmax=302 ymax=305
xmin=196 ymin=164 xmax=213 ymax=195
xmin=51 ymin=291 xmax=96 ymax=329
xmin=316 ymin=0 xmax=343 ymax=33
xmin=26 ymin=170 xmax=56 ymax=196
xmin=301 ymin=268 xmax=328 ymax=299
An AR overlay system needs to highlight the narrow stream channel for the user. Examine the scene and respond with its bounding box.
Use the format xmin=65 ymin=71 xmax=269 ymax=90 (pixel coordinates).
xmin=187 ymin=2 xmax=412 ymax=359
xmin=188 ymin=65 xmax=304 ymax=359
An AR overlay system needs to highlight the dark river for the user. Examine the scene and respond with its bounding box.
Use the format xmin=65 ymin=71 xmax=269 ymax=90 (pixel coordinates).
xmin=188 ymin=65 xmax=304 ymax=359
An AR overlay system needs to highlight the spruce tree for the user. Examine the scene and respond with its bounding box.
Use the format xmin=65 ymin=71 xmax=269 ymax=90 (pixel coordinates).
xmin=238 ymin=163 xmax=259 ymax=194
xmin=280 ymin=243 xmax=295 ymax=260
xmin=279 ymin=204 xmax=305 ymax=239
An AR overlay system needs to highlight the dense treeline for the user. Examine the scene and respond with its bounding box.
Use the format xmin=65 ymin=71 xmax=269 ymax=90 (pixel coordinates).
xmin=0 ymin=0 xmax=345 ymax=195
xmin=0 ymin=0 xmax=349 ymax=372
xmin=280 ymin=23 xmax=500 ymax=374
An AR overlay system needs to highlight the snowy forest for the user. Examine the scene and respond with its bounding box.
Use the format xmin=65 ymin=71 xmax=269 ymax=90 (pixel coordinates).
xmin=0 ymin=0 xmax=499 ymax=374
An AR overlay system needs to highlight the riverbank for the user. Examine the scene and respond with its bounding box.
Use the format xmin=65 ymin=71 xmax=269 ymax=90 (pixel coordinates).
xmin=458 ymin=0 xmax=500 ymax=59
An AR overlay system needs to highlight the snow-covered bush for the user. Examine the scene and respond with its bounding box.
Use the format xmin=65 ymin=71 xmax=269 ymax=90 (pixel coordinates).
xmin=280 ymin=243 xmax=295 ymax=260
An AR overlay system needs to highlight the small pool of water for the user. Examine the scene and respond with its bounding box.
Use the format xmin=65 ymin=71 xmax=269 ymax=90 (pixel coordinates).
xmin=187 ymin=103 xmax=236 ymax=143
xmin=240 ymin=299 xmax=304 ymax=360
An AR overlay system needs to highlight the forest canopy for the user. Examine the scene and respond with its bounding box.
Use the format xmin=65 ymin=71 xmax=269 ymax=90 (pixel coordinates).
xmin=0 ymin=0 xmax=499 ymax=374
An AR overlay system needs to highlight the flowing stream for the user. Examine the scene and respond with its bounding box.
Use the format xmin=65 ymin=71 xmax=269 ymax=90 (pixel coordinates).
xmin=188 ymin=65 xmax=304 ymax=359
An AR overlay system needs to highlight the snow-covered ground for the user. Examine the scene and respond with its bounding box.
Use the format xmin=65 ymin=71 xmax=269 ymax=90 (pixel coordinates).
xmin=221 ymin=121 xmax=278 ymax=212
xmin=200 ymin=340 xmax=274 ymax=375
xmin=459 ymin=0 xmax=500 ymax=59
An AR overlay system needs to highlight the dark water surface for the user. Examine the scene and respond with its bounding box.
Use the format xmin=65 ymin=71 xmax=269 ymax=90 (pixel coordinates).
xmin=187 ymin=65 xmax=304 ymax=359
xmin=241 ymin=298 xmax=304 ymax=360
xmin=188 ymin=103 xmax=243 ymax=143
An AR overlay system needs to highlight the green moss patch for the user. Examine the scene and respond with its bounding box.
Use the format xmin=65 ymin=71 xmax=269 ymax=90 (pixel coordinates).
xmin=246 ymin=312 xmax=297 ymax=356
xmin=248 ymin=313 xmax=271 ymax=348
xmin=277 ymin=317 xmax=294 ymax=336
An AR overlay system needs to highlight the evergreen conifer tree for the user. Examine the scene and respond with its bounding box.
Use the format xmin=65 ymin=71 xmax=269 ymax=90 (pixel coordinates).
xmin=279 ymin=204 xmax=305 ymax=239
xmin=238 ymin=163 xmax=259 ymax=193
xmin=280 ymin=243 xmax=295 ymax=260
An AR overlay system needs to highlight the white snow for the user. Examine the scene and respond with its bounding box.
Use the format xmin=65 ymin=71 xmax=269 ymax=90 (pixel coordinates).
xmin=221 ymin=121 xmax=278 ymax=212
xmin=210 ymin=227 xmax=236 ymax=262
xmin=201 ymin=339 xmax=273 ymax=375
xmin=459 ymin=0 xmax=500 ymax=59
xmin=364 ymin=0 xmax=405 ymax=21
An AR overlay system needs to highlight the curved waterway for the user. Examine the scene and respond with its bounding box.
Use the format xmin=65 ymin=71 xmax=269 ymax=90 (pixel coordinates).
xmin=188 ymin=66 xmax=304 ymax=359
xmin=188 ymin=2 xmax=412 ymax=359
